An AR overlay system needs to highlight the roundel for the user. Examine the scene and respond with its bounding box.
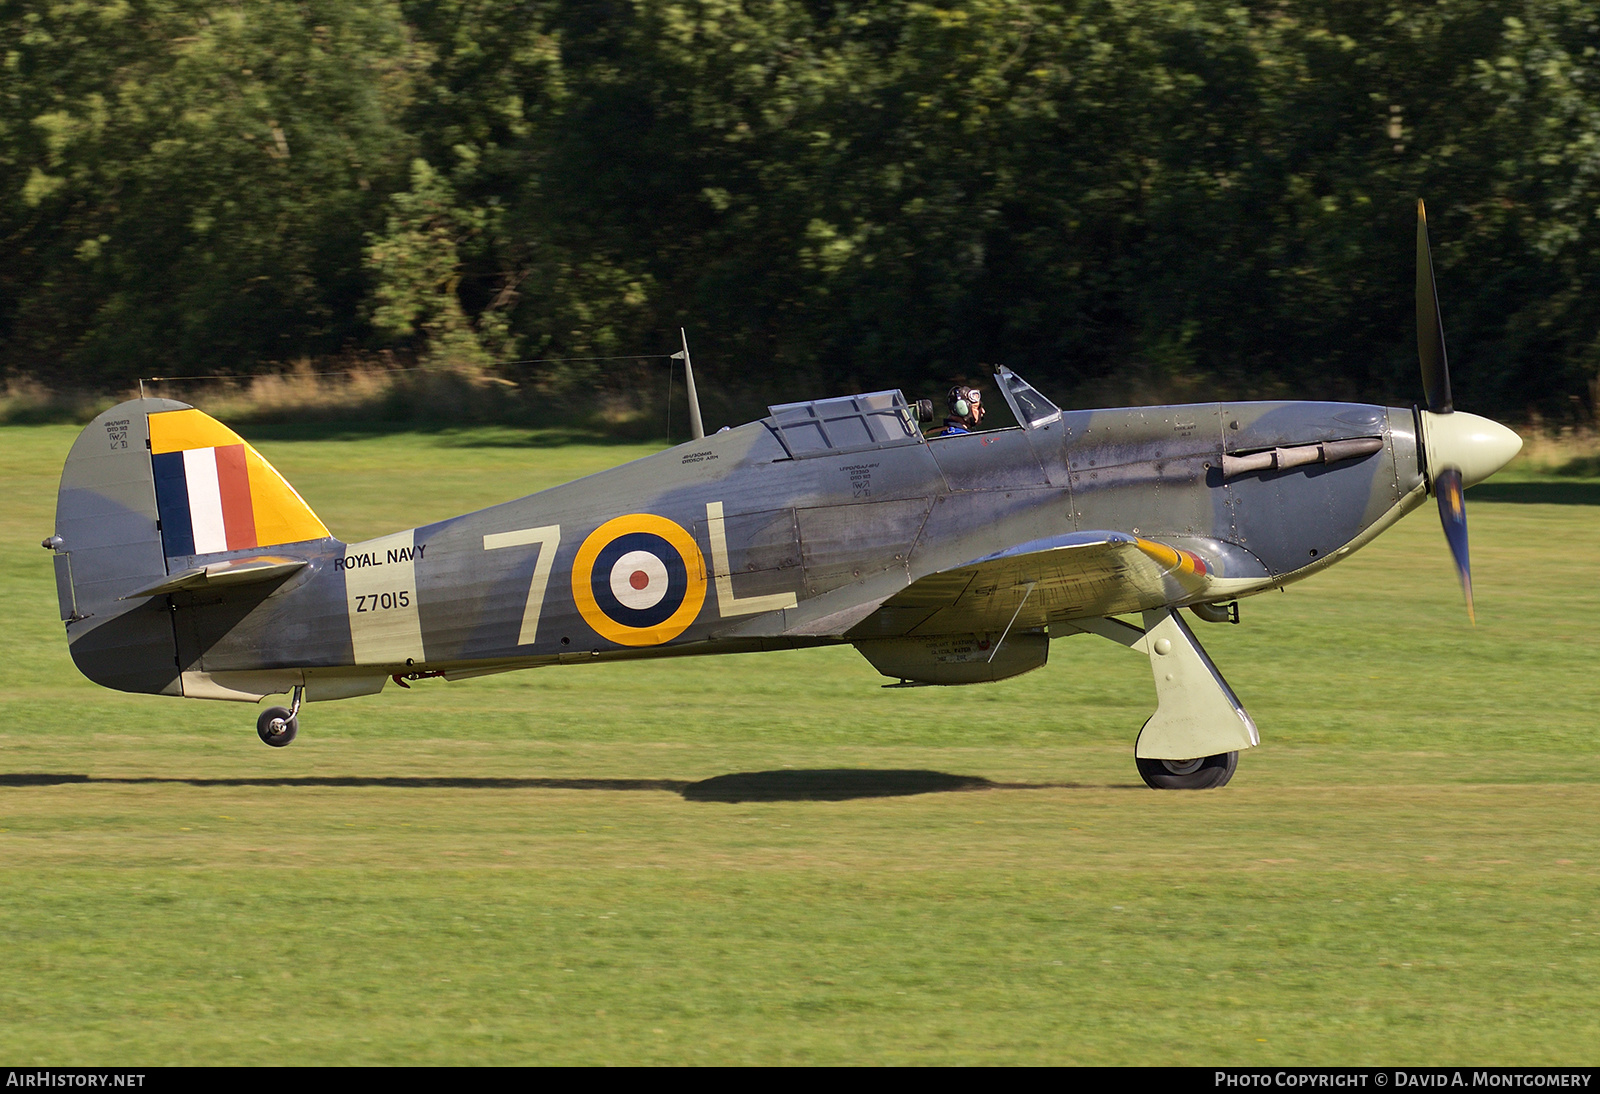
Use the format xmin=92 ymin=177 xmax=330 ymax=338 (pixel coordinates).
xmin=571 ymin=514 xmax=708 ymax=646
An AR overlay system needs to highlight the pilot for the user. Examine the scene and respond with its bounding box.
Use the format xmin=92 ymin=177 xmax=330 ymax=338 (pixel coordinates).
xmin=928 ymin=384 xmax=985 ymax=436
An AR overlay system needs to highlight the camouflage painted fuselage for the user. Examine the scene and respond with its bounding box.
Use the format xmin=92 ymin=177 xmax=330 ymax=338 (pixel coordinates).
xmin=54 ymin=391 xmax=1427 ymax=704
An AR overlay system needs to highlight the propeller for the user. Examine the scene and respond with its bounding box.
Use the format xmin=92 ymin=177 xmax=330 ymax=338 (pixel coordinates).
xmin=1414 ymin=199 xmax=1521 ymax=623
xmin=1435 ymin=466 xmax=1472 ymax=622
xmin=1416 ymin=199 xmax=1471 ymax=621
xmin=1416 ymin=200 xmax=1453 ymax=415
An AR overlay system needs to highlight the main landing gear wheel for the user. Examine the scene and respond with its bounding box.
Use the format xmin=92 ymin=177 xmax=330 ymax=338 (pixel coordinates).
xmin=1136 ymin=751 xmax=1238 ymax=790
xmin=256 ymin=707 xmax=298 ymax=747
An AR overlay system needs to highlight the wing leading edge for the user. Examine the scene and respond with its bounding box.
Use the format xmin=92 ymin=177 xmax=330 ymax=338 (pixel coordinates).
xmin=847 ymin=531 xmax=1220 ymax=640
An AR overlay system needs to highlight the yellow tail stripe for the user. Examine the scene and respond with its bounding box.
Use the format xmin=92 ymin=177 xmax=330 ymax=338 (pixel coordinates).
xmin=149 ymin=408 xmax=330 ymax=547
xmin=149 ymin=408 xmax=241 ymax=454
xmin=244 ymin=447 xmax=330 ymax=546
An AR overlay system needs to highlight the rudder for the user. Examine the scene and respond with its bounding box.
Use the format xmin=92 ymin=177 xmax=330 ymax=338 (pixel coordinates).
xmin=49 ymin=399 xmax=332 ymax=695
xmin=146 ymin=406 xmax=329 ymax=559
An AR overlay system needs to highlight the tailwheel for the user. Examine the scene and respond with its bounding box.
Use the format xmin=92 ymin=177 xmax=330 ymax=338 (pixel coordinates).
xmin=256 ymin=685 xmax=303 ymax=748
xmin=256 ymin=707 xmax=297 ymax=747
xmin=1136 ymin=751 xmax=1237 ymax=790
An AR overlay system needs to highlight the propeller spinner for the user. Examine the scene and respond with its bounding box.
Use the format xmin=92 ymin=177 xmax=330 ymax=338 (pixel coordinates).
xmin=1413 ymin=200 xmax=1522 ymax=622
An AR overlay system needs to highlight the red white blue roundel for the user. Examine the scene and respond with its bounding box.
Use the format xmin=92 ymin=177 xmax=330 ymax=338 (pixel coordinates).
xmin=608 ymin=547 xmax=672 ymax=612
xmin=572 ymin=515 xmax=708 ymax=646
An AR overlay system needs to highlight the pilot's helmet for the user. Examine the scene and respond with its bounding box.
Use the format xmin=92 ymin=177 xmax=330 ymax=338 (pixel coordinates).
xmin=947 ymin=385 xmax=983 ymax=424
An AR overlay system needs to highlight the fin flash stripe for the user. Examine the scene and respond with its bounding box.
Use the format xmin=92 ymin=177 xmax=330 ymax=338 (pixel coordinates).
xmin=148 ymin=409 xmax=329 ymax=557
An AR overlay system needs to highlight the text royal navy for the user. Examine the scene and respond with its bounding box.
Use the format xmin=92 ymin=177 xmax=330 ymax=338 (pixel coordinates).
xmin=335 ymin=544 xmax=426 ymax=571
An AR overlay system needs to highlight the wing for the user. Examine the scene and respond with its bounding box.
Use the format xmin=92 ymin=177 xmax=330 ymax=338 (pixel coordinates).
xmin=847 ymin=531 xmax=1217 ymax=639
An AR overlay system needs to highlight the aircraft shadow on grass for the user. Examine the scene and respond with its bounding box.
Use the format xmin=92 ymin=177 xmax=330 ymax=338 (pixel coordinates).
xmin=0 ymin=769 xmax=1116 ymax=802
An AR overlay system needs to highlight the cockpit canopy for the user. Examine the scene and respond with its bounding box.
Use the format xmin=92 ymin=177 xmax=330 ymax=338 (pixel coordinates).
xmin=764 ymin=391 xmax=925 ymax=459
xmin=761 ymin=367 xmax=1061 ymax=459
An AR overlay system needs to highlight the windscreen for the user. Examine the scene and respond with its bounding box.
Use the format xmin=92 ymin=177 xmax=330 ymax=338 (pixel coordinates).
xmin=995 ymin=366 xmax=1062 ymax=429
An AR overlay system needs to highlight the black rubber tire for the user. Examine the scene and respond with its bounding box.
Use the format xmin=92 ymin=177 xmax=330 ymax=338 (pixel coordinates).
xmin=1136 ymin=751 xmax=1237 ymax=790
xmin=256 ymin=706 xmax=298 ymax=747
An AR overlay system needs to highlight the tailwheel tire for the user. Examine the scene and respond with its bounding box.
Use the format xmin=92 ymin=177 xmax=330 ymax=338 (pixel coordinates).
xmin=256 ymin=706 xmax=298 ymax=748
xmin=1136 ymin=751 xmax=1237 ymax=790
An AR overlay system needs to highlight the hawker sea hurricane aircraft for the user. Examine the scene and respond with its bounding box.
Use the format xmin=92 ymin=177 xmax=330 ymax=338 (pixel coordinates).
xmin=45 ymin=204 xmax=1522 ymax=788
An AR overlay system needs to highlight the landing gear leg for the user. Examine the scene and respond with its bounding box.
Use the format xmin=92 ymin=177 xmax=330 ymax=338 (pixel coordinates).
xmin=1072 ymin=608 xmax=1258 ymax=790
xmin=1133 ymin=608 xmax=1255 ymax=789
xmin=256 ymin=685 xmax=303 ymax=748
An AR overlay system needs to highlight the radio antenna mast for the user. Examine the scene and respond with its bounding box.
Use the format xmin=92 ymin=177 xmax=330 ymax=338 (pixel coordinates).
xmin=670 ymin=328 xmax=705 ymax=440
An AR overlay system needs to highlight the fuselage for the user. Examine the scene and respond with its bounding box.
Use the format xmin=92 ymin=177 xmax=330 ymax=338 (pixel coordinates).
xmin=127 ymin=396 xmax=1427 ymax=702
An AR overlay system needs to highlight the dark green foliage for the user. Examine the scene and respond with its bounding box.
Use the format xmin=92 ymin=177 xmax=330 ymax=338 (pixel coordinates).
xmin=3 ymin=2 xmax=1598 ymax=419
xmin=0 ymin=1 xmax=423 ymax=385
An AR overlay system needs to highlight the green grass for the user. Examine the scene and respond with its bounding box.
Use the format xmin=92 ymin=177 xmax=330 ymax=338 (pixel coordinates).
xmin=3 ymin=421 xmax=1599 ymax=1064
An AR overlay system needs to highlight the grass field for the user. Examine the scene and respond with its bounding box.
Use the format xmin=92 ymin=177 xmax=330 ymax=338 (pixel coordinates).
xmin=2 ymin=419 xmax=1598 ymax=1065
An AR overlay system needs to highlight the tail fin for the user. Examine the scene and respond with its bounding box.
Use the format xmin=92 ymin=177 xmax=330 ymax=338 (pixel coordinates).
xmin=49 ymin=398 xmax=332 ymax=694
xmin=146 ymin=406 xmax=328 ymax=558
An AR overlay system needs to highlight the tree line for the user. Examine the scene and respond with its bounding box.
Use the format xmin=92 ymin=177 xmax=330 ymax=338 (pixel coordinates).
xmin=4 ymin=0 xmax=1598 ymax=421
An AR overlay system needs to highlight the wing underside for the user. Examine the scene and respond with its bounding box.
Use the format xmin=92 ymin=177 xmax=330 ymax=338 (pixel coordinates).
xmin=847 ymin=532 xmax=1216 ymax=639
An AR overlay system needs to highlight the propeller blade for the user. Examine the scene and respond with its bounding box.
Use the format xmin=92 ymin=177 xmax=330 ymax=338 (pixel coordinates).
xmin=1416 ymin=199 xmax=1453 ymax=413
xmin=1434 ymin=466 xmax=1474 ymax=623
